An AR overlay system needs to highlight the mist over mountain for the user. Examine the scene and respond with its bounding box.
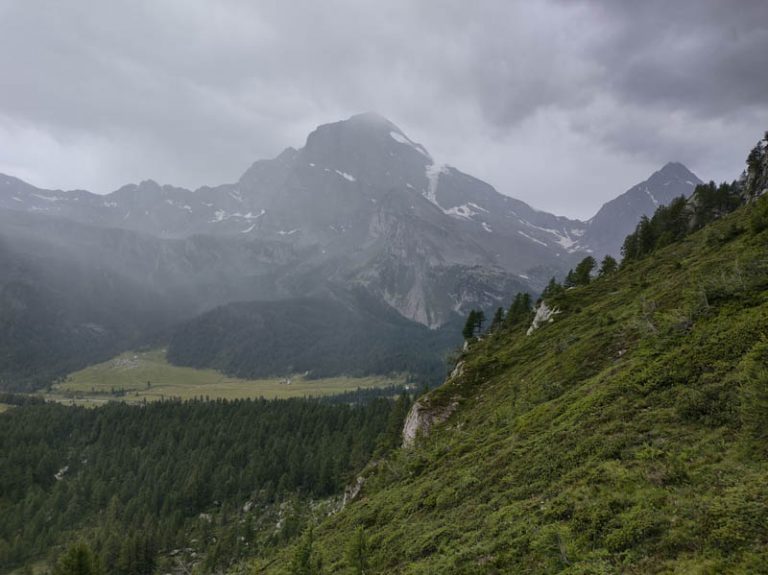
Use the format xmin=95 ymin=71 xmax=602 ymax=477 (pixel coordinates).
xmin=0 ymin=113 xmax=701 ymax=389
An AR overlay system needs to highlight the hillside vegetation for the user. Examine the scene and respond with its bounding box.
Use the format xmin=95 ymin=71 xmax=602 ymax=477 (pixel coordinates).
xmin=258 ymin=170 xmax=768 ymax=571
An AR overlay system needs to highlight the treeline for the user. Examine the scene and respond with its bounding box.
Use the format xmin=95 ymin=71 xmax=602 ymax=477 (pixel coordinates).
xmin=622 ymin=132 xmax=768 ymax=263
xmin=620 ymin=182 xmax=740 ymax=261
xmin=461 ymin=254 xmax=622 ymax=340
xmin=462 ymin=292 xmax=536 ymax=340
xmin=0 ymin=395 xmax=411 ymax=572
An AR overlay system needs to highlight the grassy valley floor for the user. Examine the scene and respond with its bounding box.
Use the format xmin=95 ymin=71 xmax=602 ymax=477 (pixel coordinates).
xmin=44 ymin=348 xmax=405 ymax=405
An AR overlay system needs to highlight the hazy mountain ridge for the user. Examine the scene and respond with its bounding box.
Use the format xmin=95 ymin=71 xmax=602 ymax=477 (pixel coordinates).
xmin=0 ymin=114 xmax=705 ymax=389
xmin=0 ymin=114 xmax=701 ymax=326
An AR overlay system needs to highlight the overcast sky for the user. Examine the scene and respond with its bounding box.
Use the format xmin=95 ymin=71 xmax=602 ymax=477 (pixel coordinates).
xmin=1 ymin=0 xmax=767 ymax=219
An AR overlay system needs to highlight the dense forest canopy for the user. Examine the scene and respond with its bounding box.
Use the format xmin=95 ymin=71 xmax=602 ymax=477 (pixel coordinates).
xmin=0 ymin=395 xmax=411 ymax=573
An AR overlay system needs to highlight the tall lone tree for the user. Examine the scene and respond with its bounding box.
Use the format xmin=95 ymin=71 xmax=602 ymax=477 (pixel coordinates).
xmin=490 ymin=307 xmax=505 ymax=331
xmin=462 ymin=310 xmax=479 ymax=340
xmin=475 ymin=310 xmax=486 ymax=333
xmin=573 ymin=256 xmax=597 ymax=286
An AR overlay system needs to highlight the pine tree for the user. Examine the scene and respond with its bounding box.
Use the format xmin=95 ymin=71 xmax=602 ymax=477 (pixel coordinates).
xmin=598 ymin=255 xmax=618 ymax=277
xmin=541 ymin=277 xmax=562 ymax=299
xmin=475 ymin=310 xmax=486 ymax=333
xmin=621 ymin=231 xmax=639 ymax=262
xmin=462 ymin=310 xmax=478 ymax=340
xmin=573 ymin=256 xmax=597 ymax=286
xmin=505 ymin=293 xmax=532 ymax=328
xmin=490 ymin=307 xmax=505 ymax=331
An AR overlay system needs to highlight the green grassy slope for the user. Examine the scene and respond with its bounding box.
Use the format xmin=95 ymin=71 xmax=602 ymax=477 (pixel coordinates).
xmin=259 ymin=199 xmax=768 ymax=573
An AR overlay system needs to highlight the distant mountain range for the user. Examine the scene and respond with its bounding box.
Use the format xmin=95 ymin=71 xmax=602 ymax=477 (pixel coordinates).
xmin=0 ymin=113 xmax=702 ymax=388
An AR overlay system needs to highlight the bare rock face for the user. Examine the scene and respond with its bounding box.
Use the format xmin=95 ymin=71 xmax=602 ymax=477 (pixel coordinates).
xmin=526 ymin=301 xmax=559 ymax=335
xmin=342 ymin=475 xmax=366 ymax=507
xmin=402 ymin=360 xmax=464 ymax=448
xmin=402 ymin=397 xmax=459 ymax=448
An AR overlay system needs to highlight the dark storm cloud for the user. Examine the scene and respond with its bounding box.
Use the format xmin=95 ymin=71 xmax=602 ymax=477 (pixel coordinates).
xmin=0 ymin=0 xmax=766 ymax=219
xmin=581 ymin=0 xmax=768 ymax=115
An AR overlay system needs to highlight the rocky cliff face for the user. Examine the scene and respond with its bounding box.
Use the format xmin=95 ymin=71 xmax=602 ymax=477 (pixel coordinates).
xmin=402 ymin=361 xmax=464 ymax=447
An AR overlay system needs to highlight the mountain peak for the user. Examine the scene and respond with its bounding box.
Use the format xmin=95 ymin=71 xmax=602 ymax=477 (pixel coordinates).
xmin=577 ymin=162 xmax=703 ymax=257
xmin=657 ymin=161 xmax=697 ymax=179
xmin=309 ymin=112 xmax=406 ymax=141
xmin=301 ymin=113 xmax=432 ymax=175
xmin=346 ymin=111 xmax=398 ymax=129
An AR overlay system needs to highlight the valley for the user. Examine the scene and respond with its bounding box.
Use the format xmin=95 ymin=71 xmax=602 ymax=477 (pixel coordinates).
xmin=44 ymin=349 xmax=406 ymax=405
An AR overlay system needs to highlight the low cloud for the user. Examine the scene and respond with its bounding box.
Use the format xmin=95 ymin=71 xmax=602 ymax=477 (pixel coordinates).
xmin=1 ymin=0 xmax=765 ymax=219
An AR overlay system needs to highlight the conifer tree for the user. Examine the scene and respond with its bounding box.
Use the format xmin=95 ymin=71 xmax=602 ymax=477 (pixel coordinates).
xmin=598 ymin=255 xmax=618 ymax=277
xmin=462 ymin=310 xmax=478 ymax=340
xmin=490 ymin=307 xmax=504 ymax=331
xmin=541 ymin=277 xmax=563 ymax=299
xmin=505 ymin=293 xmax=532 ymax=327
xmin=563 ymin=269 xmax=577 ymax=288
xmin=573 ymin=256 xmax=597 ymax=286
xmin=475 ymin=310 xmax=486 ymax=333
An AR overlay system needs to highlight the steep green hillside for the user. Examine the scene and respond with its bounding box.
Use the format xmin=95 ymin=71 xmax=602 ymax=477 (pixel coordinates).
xmin=258 ymin=192 xmax=768 ymax=573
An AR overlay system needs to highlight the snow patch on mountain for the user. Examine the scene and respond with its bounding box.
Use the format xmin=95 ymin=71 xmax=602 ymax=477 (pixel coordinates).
xmin=335 ymin=170 xmax=356 ymax=182
xmin=444 ymin=203 xmax=487 ymax=220
xmin=518 ymin=230 xmax=548 ymax=247
xmin=389 ymin=131 xmax=431 ymax=158
xmin=520 ymin=221 xmax=585 ymax=252
xmin=211 ymin=209 xmax=266 ymax=223
xmin=645 ymin=187 xmax=659 ymax=206
xmin=32 ymin=193 xmax=61 ymax=202
xmin=424 ymin=164 xmax=448 ymax=207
